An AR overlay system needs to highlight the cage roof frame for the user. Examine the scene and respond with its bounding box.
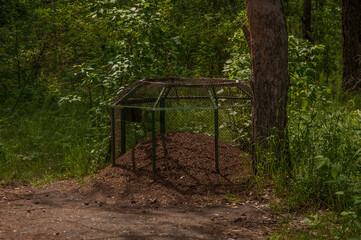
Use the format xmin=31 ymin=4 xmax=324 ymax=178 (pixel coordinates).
xmin=112 ymin=77 xmax=252 ymax=110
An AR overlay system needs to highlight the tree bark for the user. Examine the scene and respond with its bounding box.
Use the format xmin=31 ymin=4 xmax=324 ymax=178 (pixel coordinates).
xmin=245 ymin=0 xmax=290 ymax=169
xmin=342 ymin=0 xmax=361 ymax=91
xmin=302 ymin=0 xmax=312 ymax=41
xmin=242 ymin=25 xmax=251 ymax=53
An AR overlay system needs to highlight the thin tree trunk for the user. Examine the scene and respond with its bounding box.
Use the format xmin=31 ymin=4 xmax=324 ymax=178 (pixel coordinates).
xmin=242 ymin=25 xmax=251 ymax=53
xmin=10 ymin=41 xmax=48 ymax=114
xmin=302 ymin=0 xmax=312 ymax=41
xmin=245 ymin=0 xmax=290 ymax=170
xmin=342 ymin=0 xmax=361 ymax=91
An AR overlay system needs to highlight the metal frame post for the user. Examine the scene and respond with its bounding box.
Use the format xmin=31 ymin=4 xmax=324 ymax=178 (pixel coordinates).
xmin=120 ymin=108 xmax=126 ymax=155
xmin=111 ymin=107 xmax=116 ymax=166
xmin=151 ymin=111 xmax=157 ymax=172
xmin=214 ymin=107 xmax=219 ymax=173
xmin=207 ymin=86 xmax=220 ymax=173
xmin=160 ymin=100 xmax=165 ymax=133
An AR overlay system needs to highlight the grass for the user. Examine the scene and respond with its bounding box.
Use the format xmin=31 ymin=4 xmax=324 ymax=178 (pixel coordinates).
xmin=271 ymin=210 xmax=361 ymax=239
xmin=0 ymin=96 xmax=109 ymax=183
xmin=253 ymin=84 xmax=361 ymax=238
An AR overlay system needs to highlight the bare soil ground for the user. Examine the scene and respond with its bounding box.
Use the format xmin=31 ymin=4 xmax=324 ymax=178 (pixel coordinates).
xmin=0 ymin=132 xmax=280 ymax=239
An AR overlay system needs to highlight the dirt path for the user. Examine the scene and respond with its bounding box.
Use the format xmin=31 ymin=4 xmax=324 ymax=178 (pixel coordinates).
xmin=0 ymin=180 xmax=278 ymax=240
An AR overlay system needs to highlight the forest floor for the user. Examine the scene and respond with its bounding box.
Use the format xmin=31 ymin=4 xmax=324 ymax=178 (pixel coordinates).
xmin=0 ymin=180 xmax=281 ymax=240
xmin=0 ymin=132 xmax=299 ymax=239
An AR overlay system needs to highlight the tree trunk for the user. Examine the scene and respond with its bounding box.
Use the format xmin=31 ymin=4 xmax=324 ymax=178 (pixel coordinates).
xmin=342 ymin=0 xmax=361 ymax=91
xmin=302 ymin=0 xmax=312 ymax=41
xmin=245 ymin=0 xmax=290 ymax=169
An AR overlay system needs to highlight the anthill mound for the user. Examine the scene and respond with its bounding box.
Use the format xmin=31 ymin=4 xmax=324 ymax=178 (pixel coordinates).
xmin=89 ymin=131 xmax=251 ymax=205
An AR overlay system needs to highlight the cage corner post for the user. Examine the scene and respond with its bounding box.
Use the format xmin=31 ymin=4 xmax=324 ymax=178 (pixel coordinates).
xmin=111 ymin=106 xmax=116 ymax=167
xmin=120 ymin=107 xmax=126 ymax=155
xmin=208 ymin=86 xmax=220 ymax=173
xmin=214 ymin=106 xmax=220 ymax=173
xmin=151 ymin=110 xmax=157 ymax=173
xmin=160 ymin=100 xmax=166 ymax=134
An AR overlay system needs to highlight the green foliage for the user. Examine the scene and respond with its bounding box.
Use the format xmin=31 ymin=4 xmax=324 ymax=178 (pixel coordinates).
xmin=265 ymin=83 xmax=361 ymax=239
xmin=233 ymin=32 xmax=361 ymax=237
xmin=222 ymin=10 xmax=250 ymax=80
xmin=0 ymin=0 xmax=245 ymax=183
xmin=284 ymin=0 xmax=342 ymax=85
xmin=0 ymin=99 xmax=108 ymax=182
xmin=0 ymin=0 xmax=359 ymax=237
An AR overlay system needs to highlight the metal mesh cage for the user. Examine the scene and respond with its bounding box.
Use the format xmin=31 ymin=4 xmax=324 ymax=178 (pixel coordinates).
xmin=111 ymin=78 xmax=252 ymax=173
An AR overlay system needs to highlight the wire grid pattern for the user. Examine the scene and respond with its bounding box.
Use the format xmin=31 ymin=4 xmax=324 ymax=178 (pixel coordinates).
xmin=111 ymin=78 xmax=252 ymax=172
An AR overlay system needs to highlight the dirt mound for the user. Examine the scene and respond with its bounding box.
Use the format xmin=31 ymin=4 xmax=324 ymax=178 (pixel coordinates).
xmin=0 ymin=133 xmax=279 ymax=239
xmin=88 ymin=131 xmax=251 ymax=205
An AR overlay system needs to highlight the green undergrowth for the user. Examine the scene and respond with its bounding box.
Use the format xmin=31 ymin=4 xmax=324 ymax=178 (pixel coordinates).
xmin=254 ymin=85 xmax=361 ymax=239
xmin=0 ymin=96 xmax=109 ymax=184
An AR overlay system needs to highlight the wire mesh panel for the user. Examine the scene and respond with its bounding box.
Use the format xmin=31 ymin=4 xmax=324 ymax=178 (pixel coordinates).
xmin=111 ymin=78 xmax=252 ymax=173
